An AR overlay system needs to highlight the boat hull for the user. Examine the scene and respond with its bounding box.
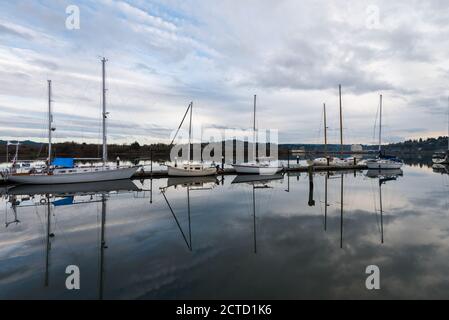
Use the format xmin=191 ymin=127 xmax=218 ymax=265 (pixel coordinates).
xmin=232 ymin=164 xmax=283 ymax=175
xmin=7 ymin=166 xmax=139 ymax=185
xmin=167 ymin=165 xmax=217 ymax=177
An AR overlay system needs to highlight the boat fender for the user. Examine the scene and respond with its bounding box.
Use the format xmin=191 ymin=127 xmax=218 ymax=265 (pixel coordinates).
xmin=40 ymin=198 xmax=47 ymax=204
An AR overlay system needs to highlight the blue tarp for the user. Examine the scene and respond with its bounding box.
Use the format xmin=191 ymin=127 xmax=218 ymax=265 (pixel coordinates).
xmin=52 ymin=157 xmax=74 ymax=168
xmin=53 ymin=196 xmax=74 ymax=207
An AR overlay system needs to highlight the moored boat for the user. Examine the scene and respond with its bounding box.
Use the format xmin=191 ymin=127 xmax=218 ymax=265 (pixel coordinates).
xmin=232 ymin=95 xmax=283 ymax=175
xmin=6 ymin=58 xmax=140 ymax=185
xmin=365 ymin=94 xmax=403 ymax=170
xmin=166 ymin=102 xmax=217 ymax=177
xmin=167 ymin=162 xmax=217 ymax=177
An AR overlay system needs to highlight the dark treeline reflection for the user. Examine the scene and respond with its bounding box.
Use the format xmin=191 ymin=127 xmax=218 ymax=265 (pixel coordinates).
xmin=1 ymin=165 xmax=449 ymax=299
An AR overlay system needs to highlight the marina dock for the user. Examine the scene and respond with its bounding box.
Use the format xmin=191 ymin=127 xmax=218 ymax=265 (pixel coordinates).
xmin=0 ymin=164 xmax=368 ymax=186
xmin=132 ymin=164 xmax=368 ymax=179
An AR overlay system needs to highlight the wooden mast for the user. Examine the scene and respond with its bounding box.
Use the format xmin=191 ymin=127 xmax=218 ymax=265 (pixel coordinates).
xmin=102 ymin=58 xmax=108 ymax=164
xmin=253 ymin=94 xmax=257 ymax=162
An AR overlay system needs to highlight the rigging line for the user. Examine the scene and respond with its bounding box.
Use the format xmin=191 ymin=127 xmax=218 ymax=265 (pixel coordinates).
xmin=169 ymin=102 xmax=192 ymax=146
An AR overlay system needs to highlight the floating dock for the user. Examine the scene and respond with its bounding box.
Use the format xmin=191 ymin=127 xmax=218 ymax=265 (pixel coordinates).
xmin=0 ymin=164 xmax=368 ymax=186
xmin=132 ymin=164 xmax=368 ymax=179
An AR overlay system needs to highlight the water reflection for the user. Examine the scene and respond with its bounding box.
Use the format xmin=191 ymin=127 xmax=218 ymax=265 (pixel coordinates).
xmin=1 ymin=179 xmax=144 ymax=299
xmin=232 ymin=174 xmax=284 ymax=254
xmin=160 ymin=177 xmax=219 ymax=251
xmin=0 ymin=167 xmax=449 ymax=299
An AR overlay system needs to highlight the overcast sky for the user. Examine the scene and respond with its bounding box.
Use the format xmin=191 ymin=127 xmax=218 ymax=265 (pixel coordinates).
xmin=0 ymin=0 xmax=448 ymax=145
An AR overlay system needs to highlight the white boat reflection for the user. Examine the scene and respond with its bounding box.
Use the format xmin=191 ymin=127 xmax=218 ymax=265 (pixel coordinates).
xmin=365 ymin=169 xmax=403 ymax=180
xmin=165 ymin=176 xmax=219 ymax=190
xmin=6 ymin=179 xmax=141 ymax=197
xmin=231 ymin=174 xmax=284 ymax=185
xmin=432 ymin=164 xmax=449 ymax=175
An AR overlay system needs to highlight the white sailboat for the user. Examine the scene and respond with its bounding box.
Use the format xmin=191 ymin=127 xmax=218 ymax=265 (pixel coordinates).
xmin=167 ymin=102 xmax=217 ymax=177
xmin=313 ymin=86 xmax=355 ymax=167
xmin=366 ymin=94 xmax=403 ymax=170
xmin=7 ymin=58 xmax=139 ymax=185
xmin=232 ymin=95 xmax=283 ymax=175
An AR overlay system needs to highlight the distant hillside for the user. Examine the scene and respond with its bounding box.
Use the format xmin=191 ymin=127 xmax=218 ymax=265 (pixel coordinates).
xmin=0 ymin=137 xmax=444 ymax=162
xmin=382 ymin=136 xmax=449 ymax=153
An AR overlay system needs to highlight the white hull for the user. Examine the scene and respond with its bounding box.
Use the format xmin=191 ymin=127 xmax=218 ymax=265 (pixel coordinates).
xmin=232 ymin=163 xmax=283 ymax=175
xmin=313 ymin=157 xmax=355 ymax=167
xmin=167 ymin=165 xmax=217 ymax=177
xmin=7 ymin=166 xmax=139 ymax=185
xmin=366 ymin=160 xmax=403 ymax=170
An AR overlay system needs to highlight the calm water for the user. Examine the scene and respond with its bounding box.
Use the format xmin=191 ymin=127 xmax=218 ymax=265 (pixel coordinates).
xmin=1 ymin=164 xmax=449 ymax=299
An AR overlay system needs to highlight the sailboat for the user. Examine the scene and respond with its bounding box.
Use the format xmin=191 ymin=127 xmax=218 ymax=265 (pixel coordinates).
xmin=313 ymin=86 xmax=354 ymax=167
xmin=432 ymin=98 xmax=449 ymax=165
xmin=166 ymin=102 xmax=217 ymax=177
xmin=366 ymin=95 xmax=403 ymax=170
xmin=6 ymin=58 xmax=140 ymax=185
xmin=313 ymin=103 xmax=331 ymax=166
xmin=232 ymin=95 xmax=283 ymax=175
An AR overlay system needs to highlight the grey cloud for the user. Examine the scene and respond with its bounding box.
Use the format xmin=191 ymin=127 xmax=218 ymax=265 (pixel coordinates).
xmin=0 ymin=23 xmax=32 ymax=40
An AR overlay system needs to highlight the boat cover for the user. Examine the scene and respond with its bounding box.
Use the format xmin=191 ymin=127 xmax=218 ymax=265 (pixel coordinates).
xmin=52 ymin=157 xmax=74 ymax=168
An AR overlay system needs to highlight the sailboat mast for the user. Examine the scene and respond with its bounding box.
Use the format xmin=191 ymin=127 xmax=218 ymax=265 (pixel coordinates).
xmin=102 ymin=58 xmax=108 ymax=164
xmin=48 ymin=80 xmax=52 ymax=163
xmin=447 ymin=97 xmax=449 ymax=151
xmin=253 ymin=94 xmax=257 ymax=161
xmin=379 ymin=94 xmax=383 ymax=153
xmin=188 ymin=102 xmax=193 ymax=162
xmin=339 ymin=85 xmax=343 ymax=155
xmin=323 ymin=103 xmax=328 ymax=156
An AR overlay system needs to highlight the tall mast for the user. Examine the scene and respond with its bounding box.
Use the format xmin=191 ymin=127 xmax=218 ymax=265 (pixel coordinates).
xmin=323 ymin=103 xmax=328 ymax=157
xmin=338 ymin=85 xmax=344 ymax=155
xmin=102 ymin=58 xmax=108 ymax=164
xmin=253 ymin=94 xmax=257 ymax=161
xmin=48 ymin=80 xmax=52 ymax=163
xmin=447 ymin=97 xmax=449 ymax=151
xmin=188 ymin=102 xmax=193 ymax=162
xmin=379 ymin=94 xmax=383 ymax=153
